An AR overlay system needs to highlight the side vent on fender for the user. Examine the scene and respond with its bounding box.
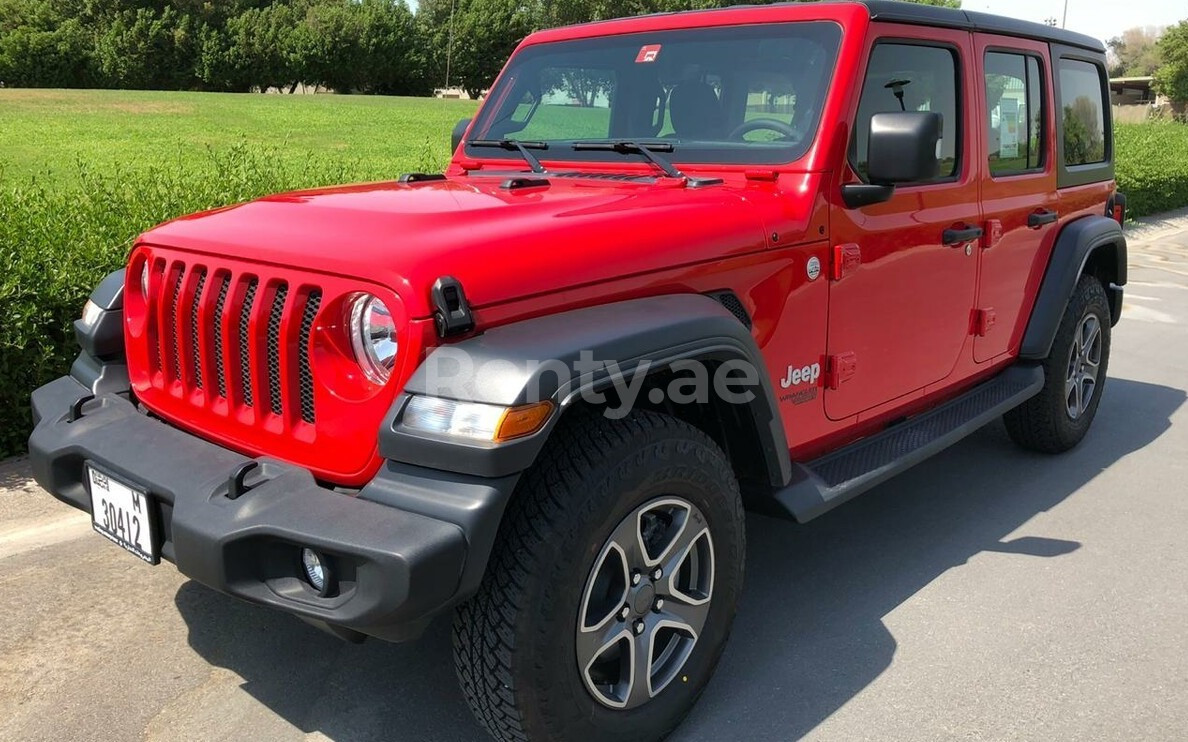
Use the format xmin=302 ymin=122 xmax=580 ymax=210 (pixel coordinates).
xmin=707 ymin=291 xmax=752 ymax=330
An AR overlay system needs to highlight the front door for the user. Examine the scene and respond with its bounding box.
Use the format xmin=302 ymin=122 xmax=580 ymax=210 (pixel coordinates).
xmin=826 ymin=29 xmax=981 ymax=421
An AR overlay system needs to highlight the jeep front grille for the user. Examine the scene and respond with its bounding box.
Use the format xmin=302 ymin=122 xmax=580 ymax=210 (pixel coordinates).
xmin=143 ymin=258 xmax=320 ymax=425
xmin=127 ymin=245 xmax=415 ymax=487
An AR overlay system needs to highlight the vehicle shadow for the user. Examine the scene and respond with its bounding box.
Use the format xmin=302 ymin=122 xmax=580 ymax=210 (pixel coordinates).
xmin=175 ymin=377 xmax=1183 ymax=742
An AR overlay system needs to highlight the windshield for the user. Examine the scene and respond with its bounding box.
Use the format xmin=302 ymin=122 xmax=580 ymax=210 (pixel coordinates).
xmin=467 ymin=22 xmax=842 ymax=167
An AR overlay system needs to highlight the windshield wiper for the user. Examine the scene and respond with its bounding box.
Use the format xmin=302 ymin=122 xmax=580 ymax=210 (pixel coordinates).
xmin=571 ymin=140 xmax=722 ymax=186
xmin=571 ymin=140 xmax=684 ymax=179
xmin=467 ymin=139 xmax=548 ymax=174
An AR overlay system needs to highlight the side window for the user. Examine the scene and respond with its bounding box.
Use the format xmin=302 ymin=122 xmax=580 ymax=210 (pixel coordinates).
xmin=985 ymin=52 xmax=1045 ymax=176
xmin=1058 ymin=58 xmax=1107 ymax=166
xmin=852 ymin=43 xmax=960 ymax=181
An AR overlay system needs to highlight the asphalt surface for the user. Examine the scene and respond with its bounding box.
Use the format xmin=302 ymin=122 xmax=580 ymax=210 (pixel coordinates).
xmin=4 ymin=215 xmax=1188 ymax=742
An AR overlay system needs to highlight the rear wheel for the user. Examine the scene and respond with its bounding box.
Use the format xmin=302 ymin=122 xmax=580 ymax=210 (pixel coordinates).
xmin=1005 ymin=275 xmax=1111 ymax=453
xmin=453 ymin=409 xmax=745 ymax=742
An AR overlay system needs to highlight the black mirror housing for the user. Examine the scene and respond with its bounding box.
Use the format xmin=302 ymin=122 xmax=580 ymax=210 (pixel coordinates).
xmin=451 ymin=118 xmax=472 ymax=154
xmin=867 ymin=111 xmax=942 ymax=185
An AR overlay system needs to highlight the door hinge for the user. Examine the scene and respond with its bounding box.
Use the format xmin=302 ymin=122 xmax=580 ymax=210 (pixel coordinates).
xmin=825 ymin=352 xmax=858 ymax=390
xmin=972 ymin=308 xmax=997 ymax=337
xmin=982 ymin=219 xmax=1002 ymax=250
xmin=831 ymin=243 xmax=861 ymax=281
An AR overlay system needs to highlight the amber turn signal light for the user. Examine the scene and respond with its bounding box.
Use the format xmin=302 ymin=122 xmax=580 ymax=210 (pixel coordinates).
xmin=495 ymin=401 xmax=555 ymax=442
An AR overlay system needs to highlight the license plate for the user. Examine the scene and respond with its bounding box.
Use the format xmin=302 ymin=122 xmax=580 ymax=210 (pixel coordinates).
xmin=87 ymin=465 xmax=158 ymax=564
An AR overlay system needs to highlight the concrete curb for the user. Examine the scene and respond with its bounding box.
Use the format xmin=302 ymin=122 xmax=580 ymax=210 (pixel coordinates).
xmin=1126 ymin=206 xmax=1188 ymax=244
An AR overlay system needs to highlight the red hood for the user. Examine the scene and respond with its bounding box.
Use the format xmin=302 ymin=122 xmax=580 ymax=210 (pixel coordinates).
xmin=141 ymin=174 xmax=808 ymax=318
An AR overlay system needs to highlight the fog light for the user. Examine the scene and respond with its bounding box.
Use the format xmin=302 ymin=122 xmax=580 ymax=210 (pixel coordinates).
xmin=301 ymin=548 xmax=331 ymax=596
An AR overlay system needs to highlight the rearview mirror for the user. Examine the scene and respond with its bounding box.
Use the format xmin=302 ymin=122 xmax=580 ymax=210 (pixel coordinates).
xmin=451 ymin=118 xmax=472 ymax=153
xmin=867 ymin=111 xmax=942 ymax=184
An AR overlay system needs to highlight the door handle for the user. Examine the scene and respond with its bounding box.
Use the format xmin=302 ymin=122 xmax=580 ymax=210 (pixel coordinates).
xmin=943 ymin=226 xmax=984 ymax=246
xmin=1027 ymin=209 xmax=1059 ymax=228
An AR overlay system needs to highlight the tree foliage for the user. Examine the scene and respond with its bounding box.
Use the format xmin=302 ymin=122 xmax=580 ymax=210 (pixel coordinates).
xmin=1154 ymin=20 xmax=1188 ymax=103
xmin=0 ymin=0 xmax=962 ymax=95
xmin=1107 ymin=26 xmax=1164 ymax=78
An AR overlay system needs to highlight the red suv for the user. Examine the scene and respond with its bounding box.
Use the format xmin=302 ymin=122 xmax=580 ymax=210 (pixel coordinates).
xmin=31 ymin=2 xmax=1126 ymax=740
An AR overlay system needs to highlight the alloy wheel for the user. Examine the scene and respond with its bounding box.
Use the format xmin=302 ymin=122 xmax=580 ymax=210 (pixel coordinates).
xmin=575 ymin=497 xmax=715 ymax=709
xmin=1065 ymin=312 xmax=1102 ymax=420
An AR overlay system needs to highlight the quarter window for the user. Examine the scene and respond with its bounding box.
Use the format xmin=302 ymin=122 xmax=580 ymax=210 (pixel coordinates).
xmin=985 ymin=52 xmax=1044 ymax=175
xmin=1058 ymin=58 xmax=1107 ymax=166
xmin=852 ymin=43 xmax=960 ymax=180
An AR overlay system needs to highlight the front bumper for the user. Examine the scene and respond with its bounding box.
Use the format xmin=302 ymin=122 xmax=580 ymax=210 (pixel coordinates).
xmin=29 ymin=375 xmax=517 ymax=642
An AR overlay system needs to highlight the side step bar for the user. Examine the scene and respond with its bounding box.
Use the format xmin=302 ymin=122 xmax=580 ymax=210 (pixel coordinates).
xmin=773 ymin=364 xmax=1045 ymax=523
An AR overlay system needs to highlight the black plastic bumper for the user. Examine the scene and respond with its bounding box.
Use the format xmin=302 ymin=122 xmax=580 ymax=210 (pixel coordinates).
xmin=29 ymin=375 xmax=518 ymax=642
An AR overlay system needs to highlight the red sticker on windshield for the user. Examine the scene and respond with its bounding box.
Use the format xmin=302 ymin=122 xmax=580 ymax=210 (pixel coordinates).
xmin=635 ymin=45 xmax=662 ymax=63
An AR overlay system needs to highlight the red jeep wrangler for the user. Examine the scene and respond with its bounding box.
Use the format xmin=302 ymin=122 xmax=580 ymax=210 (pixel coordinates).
xmin=30 ymin=2 xmax=1126 ymax=740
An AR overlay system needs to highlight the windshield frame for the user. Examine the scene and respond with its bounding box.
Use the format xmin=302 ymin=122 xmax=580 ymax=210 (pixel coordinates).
xmin=464 ymin=21 xmax=844 ymax=169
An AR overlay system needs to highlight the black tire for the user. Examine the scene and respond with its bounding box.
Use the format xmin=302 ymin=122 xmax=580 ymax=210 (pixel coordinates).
xmin=1005 ymin=275 xmax=1111 ymax=453
xmin=453 ymin=408 xmax=745 ymax=742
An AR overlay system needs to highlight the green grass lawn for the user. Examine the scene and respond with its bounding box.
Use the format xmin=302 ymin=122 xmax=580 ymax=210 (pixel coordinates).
xmin=1 ymin=88 xmax=478 ymax=185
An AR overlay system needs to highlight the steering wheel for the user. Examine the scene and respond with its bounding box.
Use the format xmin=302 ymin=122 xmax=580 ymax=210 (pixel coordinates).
xmin=728 ymin=118 xmax=799 ymax=141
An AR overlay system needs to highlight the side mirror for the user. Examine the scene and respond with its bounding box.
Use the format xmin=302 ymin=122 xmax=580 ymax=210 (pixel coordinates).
xmin=452 ymin=118 xmax=472 ymax=154
xmin=842 ymin=111 xmax=942 ymax=208
xmin=868 ymin=111 xmax=941 ymax=184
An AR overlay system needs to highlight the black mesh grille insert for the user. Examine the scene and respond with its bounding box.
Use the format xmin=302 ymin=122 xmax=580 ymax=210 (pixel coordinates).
xmin=298 ymin=291 xmax=321 ymax=424
xmin=169 ymin=265 xmax=184 ymax=378
xmin=149 ymin=262 xmax=162 ymax=373
xmin=709 ymin=291 xmax=752 ymax=330
xmin=552 ymin=171 xmax=657 ymax=183
xmin=266 ymin=283 xmax=289 ymax=417
xmin=213 ymin=275 xmax=229 ymax=398
xmin=188 ymin=269 xmax=206 ymax=389
xmin=239 ymin=280 xmax=258 ymax=407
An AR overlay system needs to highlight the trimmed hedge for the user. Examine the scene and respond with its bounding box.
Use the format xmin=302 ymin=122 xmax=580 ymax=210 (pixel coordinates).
xmin=0 ymin=146 xmax=371 ymax=457
xmin=2 ymin=124 xmax=1187 ymax=459
xmin=1115 ymin=122 xmax=1188 ymax=218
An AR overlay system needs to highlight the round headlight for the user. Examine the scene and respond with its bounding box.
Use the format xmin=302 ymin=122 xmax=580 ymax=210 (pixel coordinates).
xmin=140 ymin=261 xmax=150 ymax=298
xmin=349 ymin=294 xmax=397 ymax=385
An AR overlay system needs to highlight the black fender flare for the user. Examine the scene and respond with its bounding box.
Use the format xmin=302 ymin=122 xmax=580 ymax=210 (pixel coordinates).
xmin=379 ymin=294 xmax=792 ymax=484
xmin=71 ymin=269 xmax=130 ymax=395
xmin=1020 ymin=215 xmax=1126 ymax=360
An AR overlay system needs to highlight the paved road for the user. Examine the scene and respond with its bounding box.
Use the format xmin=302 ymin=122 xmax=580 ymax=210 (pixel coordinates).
xmin=4 ymin=219 xmax=1188 ymax=742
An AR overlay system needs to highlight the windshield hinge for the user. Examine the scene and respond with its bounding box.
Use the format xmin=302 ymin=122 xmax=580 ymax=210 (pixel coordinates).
xmin=432 ymin=276 xmax=476 ymax=338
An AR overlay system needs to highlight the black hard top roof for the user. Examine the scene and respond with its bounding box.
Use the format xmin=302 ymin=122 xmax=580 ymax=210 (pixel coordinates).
xmin=849 ymin=1 xmax=1104 ymax=53
xmin=547 ymin=1 xmax=1106 ymax=54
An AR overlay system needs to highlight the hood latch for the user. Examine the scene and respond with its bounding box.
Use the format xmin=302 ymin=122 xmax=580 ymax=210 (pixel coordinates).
xmin=432 ymin=276 xmax=476 ymax=338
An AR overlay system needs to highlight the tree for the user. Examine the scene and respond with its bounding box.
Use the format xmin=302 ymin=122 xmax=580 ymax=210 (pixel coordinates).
xmin=198 ymin=4 xmax=301 ymax=93
xmin=0 ymin=18 xmax=95 ymax=87
xmin=439 ymin=0 xmax=534 ymax=97
xmin=1154 ymin=20 xmax=1188 ymax=103
xmin=93 ymin=7 xmax=200 ymax=89
xmin=1107 ymin=26 xmax=1164 ymax=78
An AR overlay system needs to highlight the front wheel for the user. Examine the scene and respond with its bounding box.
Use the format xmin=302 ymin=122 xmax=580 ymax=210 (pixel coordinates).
xmin=453 ymin=409 xmax=745 ymax=742
xmin=1005 ymin=275 xmax=1111 ymax=453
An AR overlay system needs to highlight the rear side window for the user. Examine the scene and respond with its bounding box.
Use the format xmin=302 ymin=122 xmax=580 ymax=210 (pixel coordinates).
xmin=1058 ymin=58 xmax=1107 ymax=166
xmin=851 ymin=43 xmax=960 ymax=181
xmin=985 ymin=52 xmax=1044 ymax=176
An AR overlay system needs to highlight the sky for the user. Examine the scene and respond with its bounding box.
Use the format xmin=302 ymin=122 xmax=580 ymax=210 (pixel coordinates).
xmin=964 ymin=0 xmax=1184 ymax=45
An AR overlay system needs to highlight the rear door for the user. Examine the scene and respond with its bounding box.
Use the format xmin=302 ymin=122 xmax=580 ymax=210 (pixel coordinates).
xmin=973 ymin=35 xmax=1058 ymax=362
xmin=826 ymin=27 xmax=981 ymax=421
